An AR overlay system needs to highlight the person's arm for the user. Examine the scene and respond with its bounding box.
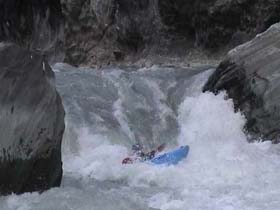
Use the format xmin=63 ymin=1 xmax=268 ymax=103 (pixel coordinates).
xmin=157 ymin=143 xmax=166 ymax=152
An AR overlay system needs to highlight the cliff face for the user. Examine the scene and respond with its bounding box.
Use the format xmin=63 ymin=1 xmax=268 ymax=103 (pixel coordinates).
xmin=62 ymin=0 xmax=280 ymax=66
xmin=160 ymin=0 xmax=280 ymax=48
xmin=4 ymin=0 xmax=276 ymax=67
xmin=61 ymin=0 xmax=161 ymax=66
xmin=203 ymin=23 xmax=280 ymax=143
xmin=0 ymin=0 xmax=64 ymax=63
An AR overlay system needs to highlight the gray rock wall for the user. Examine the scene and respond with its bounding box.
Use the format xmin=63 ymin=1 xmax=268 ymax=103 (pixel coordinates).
xmin=203 ymin=23 xmax=280 ymax=143
xmin=0 ymin=43 xmax=65 ymax=195
xmin=61 ymin=0 xmax=161 ymax=66
xmin=62 ymin=0 xmax=280 ymax=66
xmin=0 ymin=0 xmax=64 ymax=63
xmin=3 ymin=0 xmax=273 ymax=66
xmin=154 ymin=0 xmax=280 ymax=48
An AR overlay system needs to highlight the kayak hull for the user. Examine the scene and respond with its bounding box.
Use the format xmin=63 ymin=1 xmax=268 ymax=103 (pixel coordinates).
xmin=150 ymin=145 xmax=189 ymax=165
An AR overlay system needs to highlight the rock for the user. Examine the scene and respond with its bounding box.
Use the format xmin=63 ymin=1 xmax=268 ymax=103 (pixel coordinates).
xmin=61 ymin=0 xmax=161 ymax=66
xmin=159 ymin=0 xmax=280 ymax=48
xmin=203 ymin=22 xmax=280 ymax=143
xmin=158 ymin=0 xmax=195 ymax=35
xmin=113 ymin=50 xmax=125 ymax=61
xmin=0 ymin=0 xmax=64 ymax=63
xmin=0 ymin=43 xmax=65 ymax=195
xmin=62 ymin=0 xmax=280 ymax=66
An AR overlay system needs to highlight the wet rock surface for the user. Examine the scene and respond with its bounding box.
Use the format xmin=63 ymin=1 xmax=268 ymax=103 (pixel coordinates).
xmin=203 ymin=23 xmax=280 ymax=142
xmin=0 ymin=43 xmax=65 ymax=195
xmin=0 ymin=0 xmax=64 ymax=63
xmin=62 ymin=0 xmax=280 ymax=66
xmin=61 ymin=0 xmax=160 ymax=66
xmin=153 ymin=0 xmax=280 ymax=48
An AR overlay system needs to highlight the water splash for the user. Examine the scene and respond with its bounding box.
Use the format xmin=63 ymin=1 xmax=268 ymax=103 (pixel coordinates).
xmin=1 ymin=64 xmax=280 ymax=210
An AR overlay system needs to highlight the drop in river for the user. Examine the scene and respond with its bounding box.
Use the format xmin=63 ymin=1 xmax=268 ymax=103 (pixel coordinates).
xmin=1 ymin=63 xmax=280 ymax=210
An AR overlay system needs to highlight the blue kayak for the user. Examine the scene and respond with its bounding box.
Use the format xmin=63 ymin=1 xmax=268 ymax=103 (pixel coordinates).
xmin=150 ymin=145 xmax=189 ymax=165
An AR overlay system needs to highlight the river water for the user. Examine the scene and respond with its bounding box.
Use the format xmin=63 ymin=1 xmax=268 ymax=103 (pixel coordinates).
xmin=1 ymin=63 xmax=280 ymax=210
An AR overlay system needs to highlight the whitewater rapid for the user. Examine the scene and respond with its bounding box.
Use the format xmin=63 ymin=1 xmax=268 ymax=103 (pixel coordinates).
xmin=1 ymin=64 xmax=280 ymax=210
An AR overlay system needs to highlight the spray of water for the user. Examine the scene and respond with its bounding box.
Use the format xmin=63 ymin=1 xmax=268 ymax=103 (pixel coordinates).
xmin=1 ymin=65 xmax=280 ymax=210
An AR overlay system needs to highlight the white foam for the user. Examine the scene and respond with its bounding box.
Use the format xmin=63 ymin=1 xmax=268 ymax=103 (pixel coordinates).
xmin=56 ymin=91 xmax=280 ymax=210
xmin=2 ymin=69 xmax=280 ymax=210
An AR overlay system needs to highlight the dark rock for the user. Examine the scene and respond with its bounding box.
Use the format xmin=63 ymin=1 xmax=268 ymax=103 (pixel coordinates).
xmin=203 ymin=23 xmax=280 ymax=143
xmin=113 ymin=50 xmax=125 ymax=61
xmin=158 ymin=0 xmax=195 ymax=35
xmin=61 ymin=0 xmax=160 ymax=66
xmin=0 ymin=43 xmax=65 ymax=195
xmin=0 ymin=0 xmax=64 ymax=63
xmin=62 ymin=0 xmax=280 ymax=66
xmin=159 ymin=0 xmax=280 ymax=49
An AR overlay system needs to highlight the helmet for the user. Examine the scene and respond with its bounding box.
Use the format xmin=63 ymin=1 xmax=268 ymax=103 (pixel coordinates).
xmin=132 ymin=144 xmax=142 ymax=151
xmin=122 ymin=157 xmax=133 ymax=164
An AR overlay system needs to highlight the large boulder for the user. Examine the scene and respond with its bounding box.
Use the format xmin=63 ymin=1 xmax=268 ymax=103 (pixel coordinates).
xmin=0 ymin=43 xmax=65 ymax=195
xmin=203 ymin=23 xmax=280 ymax=143
xmin=0 ymin=0 xmax=64 ymax=63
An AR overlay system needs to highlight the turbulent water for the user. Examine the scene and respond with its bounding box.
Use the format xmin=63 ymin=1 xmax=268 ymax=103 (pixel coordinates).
xmin=1 ymin=63 xmax=280 ymax=210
